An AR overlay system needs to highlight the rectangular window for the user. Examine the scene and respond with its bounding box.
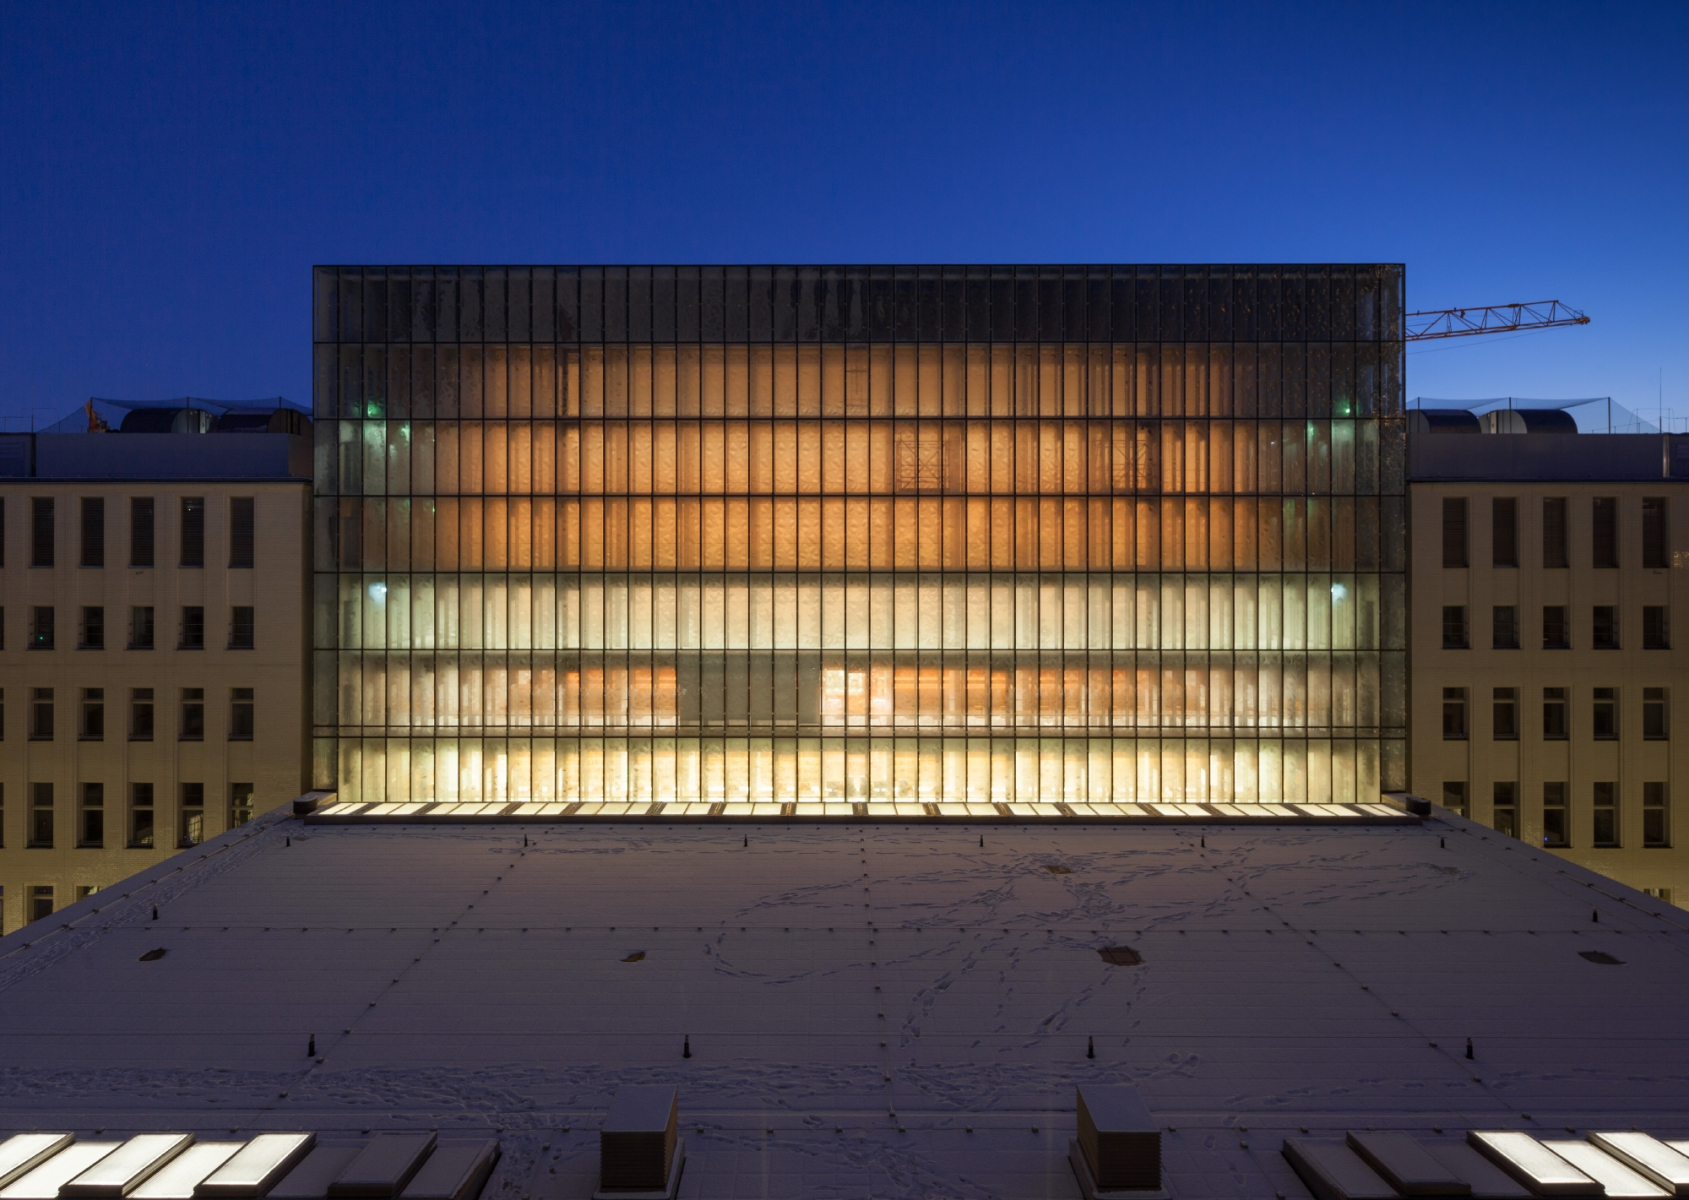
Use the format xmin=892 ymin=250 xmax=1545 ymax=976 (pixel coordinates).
xmin=230 ymin=606 xmax=255 ymax=650
xmin=130 ymin=606 xmax=155 ymax=650
xmin=1644 ymin=606 xmax=1669 ymax=649
xmin=179 ymin=783 xmax=204 ymax=848
xmin=1643 ymin=687 xmax=1668 ymax=740
xmin=1492 ymin=687 xmax=1518 ymax=740
xmin=130 ymin=497 xmax=155 ymax=567
xmin=29 ymin=688 xmax=53 ymax=741
xmin=1492 ymin=606 xmax=1519 ymax=649
xmin=1442 ymin=606 xmax=1468 ymax=649
xmin=1442 ymin=781 xmax=1468 ymax=817
xmin=1442 ymin=687 xmax=1468 ymax=740
xmin=1593 ymin=497 xmax=1618 ymax=568
xmin=1643 ymin=497 xmax=1667 ymax=568
xmin=1593 ymin=781 xmax=1619 ymax=847
xmin=79 ymin=783 xmax=104 ymax=849
xmin=230 ymin=688 xmax=254 ymax=740
xmin=179 ymin=497 xmax=205 ymax=567
xmin=229 ymin=497 xmax=255 ymax=568
xmin=1593 ymin=606 xmax=1619 ymax=649
xmin=1543 ymin=497 xmax=1569 ymax=568
xmin=1542 ymin=605 xmax=1569 ymax=649
xmin=1493 ymin=781 xmax=1518 ymax=839
xmin=1593 ymin=687 xmax=1618 ymax=740
xmin=29 ymin=606 xmax=54 ymax=650
xmin=30 ymin=886 xmax=53 ymax=923
xmin=1543 ymin=687 xmax=1568 ymax=739
xmin=180 ymin=688 xmax=205 ymax=741
xmin=1442 ymin=497 xmax=1468 ymax=567
xmin=29 ymin=783 xmax=53 ymax=848
xmin=80 ymin=688 xmax=104 ymax=740
xmin=129 ymin=783 xmax=154 ymax=849
xmin=80 ymin=605 xmax=104 ymax=650
xmin=180 ymin=606 xmax=205 ymax=649
xmin=30 ymin=497 xmax=54 ymax=567
xmin=1644 ymin=782 xmax=1670 ymax=849
xmin=229 ymin=783 xmax=254 ymax=828
xmin=79 ymin=497 xmax=104 ymax=567
xmin=1543 ymin=781 xmax=1569 ymax=848
xmin=1492 ymin=497 xmax=1518 ymax=567
xmin=129 ymin=688 xmax=154 ymax=740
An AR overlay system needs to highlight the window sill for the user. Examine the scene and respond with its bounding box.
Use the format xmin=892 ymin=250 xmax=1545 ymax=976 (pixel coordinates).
xmin=177 ymin=646 xmax=205 ymax=652
xmin=77 ymin=737 xmax=104 ymax=743
xmin=26 ymin=646 xmax=55 ymax=652
xmin=228 ymin=737 xmax=254 ymax=743
xmin=76 ymin=646 xmax=105 ymax=652
xmin=127 ymin=646 xmax=155 ymax=651
xmin=27 ymin=737 xmax=54 ymax=743
xmin=24 ymin=843 xmax=53 ymax=850
xmin=178 ymin=738 xmax=205 ymax=744
xmin=128 ymin=737 xmax=154 ymax=743
xmin=75 ymin=842 xmax=104 ymax=850
xmin=126 ymin=842 xmax=155 ymax=851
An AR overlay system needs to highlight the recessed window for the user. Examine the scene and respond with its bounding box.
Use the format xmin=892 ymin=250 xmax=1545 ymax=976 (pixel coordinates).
xmin=1493 ymin=782 xmax=1517 ymax=839
xmin=180 ymin=606 xmax=205 ymax=650
xmin=1593 ymin=781 xmax=1619 ymax=847
xmin=1542 ymin=605 xmax=1569 ymax=649
xmin=1492 ymin=688 xmax=1517 ymax=740
xmin=129 ymin=688 xmax=154 ymax=741
xmin=79 ymin=497 xmax=104 ymax=568
xmin=179 ymin=783 xmax=205 ymax=848
xmin=179 ymin=688 xmax=205 ymax=741
xmin=1542 ymin=497 xmax=1569 ymax=568
xmin=229 ymin=783 xmax=254 ymax=828
xmin=1542 ymin=687 xmax=1568 ymax=740
xmin=29 ymin=689 xmax=53 ymax=741
xmin=1593 ymin=497 xmax=1618 ymax=568
xmin=1644 ymin=606 xmax=1669 ymax=650
xmin=1442 ymin=782 xmax=1468 ymax=817
xmin=30 ymin=497 xmax=54 ymax=567
xmin=29 ymin=885 xmax=53 ymax=923
xmin=1642 ymin=497 xmax=1667 ymax=569
xmin=1492 ymin=606 xmax=1518 ymax=649
xmin=79 ymin=783 xmax=104 ymax=849
xmin=80 ymin=688 xmax=104 ymax=741
xmin=80 ymin=605 xmax=104 ymax=650
xmin=129 ymin=497 xmax=155 ymax=567
xmin=179 ymin=497 xmax=205 ymax=568
xmin=230 ymin=606 xmax=255 ymax=650
xmin=1593 ymin=688 xmax=1618 ymax=740
xmin=1492 ymin=498 xmax=1518 ymax=567
xmin=1542 ymin=782 xmax=1568 ymax=848
xmin=1442 ymin=606 xmax=1468 ymax=649
xmin=130 ymin=605 xmax=155 ymax=650
xmin=129 ymin=783 xmax=155 ymax=849
xmin=229 ymin=497 xmax=255 ymax=568
xmin=1644 ymin=688 xmax=1668 ymax=740
xmin=1592 ymin=606 xmax=1619 ymax=650
xmin=1442 ymin=498 xmax=1468 ymax=567
xmin=1442 ymin=688 xmax=1468 ymax=740
xmin=29 ymin=606 xmax=54 ymax=651
xmin=229 ymin=688 xmax=254 ymax=741
xmin=1644 ymin=782 xmax=1670 ymax=849
xmin=29 ymin=783 xmax=54 ymax=849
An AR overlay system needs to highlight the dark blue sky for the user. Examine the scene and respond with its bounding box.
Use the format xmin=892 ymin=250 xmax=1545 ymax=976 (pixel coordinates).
xmin=3 ymin=2 xmax=1685 ymax=425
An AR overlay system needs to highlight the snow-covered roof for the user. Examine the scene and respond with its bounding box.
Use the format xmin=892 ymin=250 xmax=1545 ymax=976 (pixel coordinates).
xmin=0 ymin=809 xmax=1684 ymax=1199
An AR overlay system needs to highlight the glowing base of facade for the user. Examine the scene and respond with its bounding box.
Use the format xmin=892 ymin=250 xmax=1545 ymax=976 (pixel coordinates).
xmin=308 ymin=797 xmax=1417 ymax=824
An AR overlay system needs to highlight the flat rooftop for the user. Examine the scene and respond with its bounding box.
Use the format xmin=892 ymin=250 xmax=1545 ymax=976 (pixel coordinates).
xmin=0 ymin=810 xmax=1684 ymax=1199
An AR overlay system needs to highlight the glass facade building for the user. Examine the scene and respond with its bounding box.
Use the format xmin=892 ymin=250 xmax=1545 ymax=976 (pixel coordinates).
xmin=312 ymin=265 xmax=1406 ymax=809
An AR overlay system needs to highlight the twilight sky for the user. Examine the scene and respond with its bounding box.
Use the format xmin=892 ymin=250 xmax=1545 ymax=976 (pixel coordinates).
xmin=2 ymin=2 xmax=1685 ymax=426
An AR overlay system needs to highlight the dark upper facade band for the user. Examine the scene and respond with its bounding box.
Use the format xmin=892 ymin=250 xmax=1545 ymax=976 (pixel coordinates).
xmin=313 ymin=265 xmax=1405 ymax=348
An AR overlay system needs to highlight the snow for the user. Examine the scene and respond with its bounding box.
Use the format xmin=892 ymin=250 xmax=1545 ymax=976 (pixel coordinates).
xmin=0 ymin=808 xmax=1685 ymax=1198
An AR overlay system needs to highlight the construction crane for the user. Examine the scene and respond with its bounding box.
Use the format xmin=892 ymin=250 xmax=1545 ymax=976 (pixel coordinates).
xmin=1405 ymin=300 xmax=1589 ymax=341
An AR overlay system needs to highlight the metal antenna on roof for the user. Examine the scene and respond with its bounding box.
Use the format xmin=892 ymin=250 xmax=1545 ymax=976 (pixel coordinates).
xmin=286 ymin=836 xmax=291 ymax=847
xmin=151 ymin=904 xmax=158 ymax=921
xmin=307 ymin=1034 xmax=315 ymax=1056
xmin=1592 ymin=908 xmax=1599 ymax=923
xmin=683 ymin=1035 xmax=692 ymax=1059
xmin=1465 ymin=1037 xmax=1474 ymax=1060
xmin=523 ymin=834 xmax=528 ymax=847
xmin=979 ymin=835 xmax=984 ymax=848
xmin=743 ymin=835 xmax=748 ymax=847
xmin=1440 ymin=837 xmax=1445 ymax=849
xmin=1087 ymin=1036 xmax=1095 ymax=1060
xmin=1200 ymin=835 xmax=1205 ymax=848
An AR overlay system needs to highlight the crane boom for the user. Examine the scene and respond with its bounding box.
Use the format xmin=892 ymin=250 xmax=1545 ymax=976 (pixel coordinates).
xmin=1405 ymin=300 xmax=1589 ymax=341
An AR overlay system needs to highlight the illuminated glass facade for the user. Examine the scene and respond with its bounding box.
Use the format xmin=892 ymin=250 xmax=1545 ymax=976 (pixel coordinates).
xmin=312 ymin=266 xmax=1406 ymax=807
